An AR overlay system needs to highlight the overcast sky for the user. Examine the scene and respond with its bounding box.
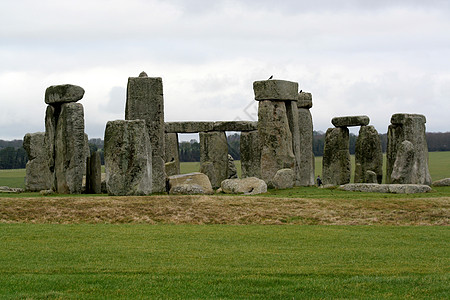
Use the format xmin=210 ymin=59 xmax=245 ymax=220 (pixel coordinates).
xmin=1 ymin=0 xmax=449 ymax=140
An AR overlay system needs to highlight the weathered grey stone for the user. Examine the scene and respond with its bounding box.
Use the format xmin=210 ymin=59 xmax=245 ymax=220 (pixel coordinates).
xmin=104 ymin=120 xmax=152 ymax=196
xmin=213 ymin=121 xmax=258 ymax=132
xmin=165 ymin=122 xmax=214 ymax=133
xmin=0 ymin=186 xmax=24 ymax=193
xmin=391 ymin=140 xmax=415 ymax=184
xmin=272 ymin=168 xmax=295 ymax=189
xmin=365 ymin=170 xmax=378 ymax=184
xmin=54 ymin=103 xmax=85 ymax=194
xmin=168 ymin=172 xmax=213 ymax=194
xmin=44 ymin=105 xmax=57 ymax=188
xmin=253 ymin=80 xmax=299 ymax=101
xmin=125 ymin=73 xmax=166 ymax=193
xmin=45 ymin=84 xmax=85 ymax=105
xmin=432 ymin=178 xmax=450 ymax=186
xmin=221 ymin=177 xmax=267 ymax=195
xmin=331 ymin=115 xmax=370 ymax=127
xmin=297 ymin=92 xmax=312 ymax=109
xmin=240 ymin=130 xmax=261 ymax=178
xmin=199 ymin=131 xmax=228 ymax=188
xmin=258 ymin=100 xmax=295 ymax=185
xmin=298 ymin=108 xmax=315 ymax=186
xmin=338 ymin=183 xmax=431 ymax=194
xmin=170 ymin=184 xmax=206 ymax=195
xmin=386 ymin=114 xmax=431 ymax=185
xmin=86 ymin=151 xmax=102 ymax=194
xmin=322 ymin=127 xmax=351 ymax=185
xmin=354 ymin=125 xmax=383 ymax=184
xmin=286 ymin=100 xmax=301 ymax=186
xmin=23 ymin=132 xmax=53 ymax=192
xmin=227 ymin=154 xmax=238 ymax=179
xmin=164 ymin=133 xmax=180 ymax=176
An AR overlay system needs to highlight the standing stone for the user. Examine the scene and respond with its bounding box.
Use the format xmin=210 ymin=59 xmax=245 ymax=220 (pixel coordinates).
xmin=125 ymin=73 xmax=166 ymax=193
xmin=23 ymin=132 xmax=53 ymax=191
xmin=45 ymin=105 xmax=58 ymax=190
xmin=199 ymin=131 xmax=228 ymax=188
xmin=54 ymin=103 xmax=86 ymax=194
xmin=322 ymin=127 xmax=351 ymax=185
xmin=104 ymin=120 xmax=152 ymax=196
xmin=386 ymin=114 xmax=431 ymax=185
xmin=164 ymin=133 xmax=180 ymax=176
xmin=240 ymin=130 xmax=261 ymax=178
xmin=354 ymin=125 xmax=383 ymax=184
xmin=257 ymin=100 xmax=295 ymax=186
xmin=285 ymin=100 xmax=301 ymax=186
xmin=86 ymin=151 xmax=102 ymax=194
xmin=390 ymin=140 xmax=415 ymax=184
xmin=227 ymin=154 xmax=238 ymax=179
xmin=297 ymin=92 xmax=315 ymax=186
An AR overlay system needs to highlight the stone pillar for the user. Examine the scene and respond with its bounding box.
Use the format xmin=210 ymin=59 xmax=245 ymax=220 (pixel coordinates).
xmin=104 ymin=120 xmax=152 ymax=196
xmin=125 ymin=72 xmax=166 ymax=193
xmin=199 ymin=131 xmax=228 ymax=189
xmin=297 ymin=92 xmax=315 ymax=186
xmin=285 ymin=100 xmax=302 ymax=186
xmin=164 ymin=132 xmax=180 ymax=176
xmin=86 ymin=151 xmax=102 ymax=194
xmin=240 ymin=130 xmax=261 ymax=178
xmin=23 ymin=132 xmax=53 ymax=191
xmin=354 ymin=125 xmax=383 ymax=184
xmin=253 ymin=79 xmax=297 ymax=186
xmin=322 ymin=127 xmax=350 ymax=185
xmin=386 ymin=114 xmax=431 ymax=185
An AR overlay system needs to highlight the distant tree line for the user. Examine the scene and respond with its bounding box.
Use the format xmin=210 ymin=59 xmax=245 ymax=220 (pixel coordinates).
xmin=0 ymin=132 xmax=449 ymax=168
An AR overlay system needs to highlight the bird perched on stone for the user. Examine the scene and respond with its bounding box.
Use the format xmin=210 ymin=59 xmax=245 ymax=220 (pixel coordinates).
xmin=268 ymin=75 xmax=273 ymax=80
xmin=299 ymin=90 xmax=302 ymax=93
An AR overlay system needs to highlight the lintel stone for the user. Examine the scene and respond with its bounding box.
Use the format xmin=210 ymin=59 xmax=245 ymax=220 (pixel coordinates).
xmin=45 ymin=84 xmax=85 ymax=105
xmin=391 ymin=113 xmax=426 ymax=125
xmin=332 ymin=115 xmax=370 ymax=127
xmin=253 ymin=80 xmax=299 ymax=101
xmin=297 ymin=92 xmax=312 ymax=108
xmin=165 ymin=121 xmax=257 ymax=133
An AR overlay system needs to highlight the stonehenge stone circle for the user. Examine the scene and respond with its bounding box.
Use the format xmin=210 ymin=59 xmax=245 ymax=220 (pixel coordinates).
xmin=354 ymin=125 xmax=383 ymax=184
xmin=331 ymin=115 xmax=370 ymax=127
xmin=45 ymin=84 xmax=85 ymax=105
xmin=386 ymin=113 xmax=431 ymax=185
xmin=125 ymin=73 xmax=166 ymax=193
xmin=104 ymin=120 xmax=152 ymax=196
xmin=23 ymin=132 xmax=53 ymax=191
xmin=199 ymin=131 xmax=229 ymax=188
xmin=322 ymin=127 xmax=351 ymax=185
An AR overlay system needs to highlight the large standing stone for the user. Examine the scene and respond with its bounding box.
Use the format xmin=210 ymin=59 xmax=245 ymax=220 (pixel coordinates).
xmin=54 ymin=103 xmax=85 ymax=194
xmin=322 ymin=127 xmax=351 ymax=185
xmin=386 ymin=114 xmax=431 ymax=185
xmin=23 ymin=132 xmax=53 ymax=191
xmin=86 ymin=151 xmax=102 ymax=194
xmin=286 ymin=100 xmax=301 ymax=186
xmin=257 ymin=100 xmax=295 ymax=186
xmin=227 ymin=154 xmax=238 ymax=179
xmin=297 ymin=105 xmax=315 ymax=186
xmin=125 ymin=72 xmax=166 ymax=193
xmin=199 ymin=131 xmax=228 ymax=188
xmin=240 ymin=130 xmax=261 ymax=178
xmin=164 ymin=133 xmax=180 ymax=176
xmin=45 ymin=84 xmax=85 ymax=105
xmin=104 ymin=120 xmax=152 ymax=196
xmin=354 ymin=125 xmax=383 ymax=184
xmin=390 ymin=140 xmax=415 ymax=184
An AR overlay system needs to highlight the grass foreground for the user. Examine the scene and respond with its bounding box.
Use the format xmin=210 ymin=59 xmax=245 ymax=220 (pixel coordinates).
xmin=0 ymin=224 xmax=449 ymax=299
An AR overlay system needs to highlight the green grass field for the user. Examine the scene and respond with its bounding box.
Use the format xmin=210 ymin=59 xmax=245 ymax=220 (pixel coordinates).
xmin=0 ymin=224 xmax=448 ymax=299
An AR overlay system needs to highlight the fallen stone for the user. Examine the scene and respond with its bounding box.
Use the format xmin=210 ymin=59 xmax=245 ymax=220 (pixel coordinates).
xmin=297 ymin=92 xmax=312 ymax=109
xmin=432 ymin=178 xmax=450 ymax=187
xmin=338 ymin=183 xmax=432 ymax=194
xmin=170 ymin=184 xmax=206 ymax=195
xmin=45 ymin=84 xmax=85 ymax=105
xmin=272 ymin=168 xmax=295 ymax=189
xmin=39 ymin=189 xmax=55 ymax=196
xmin=0 ymin=186 xmax=24 ymax=193
xmin=221 ymin=177 xmax=267 ymax=195
xmin=168 ymin=172 xmax=213 ymax=194
xmin=331 ymin=115 xmax=370 ymax=127
xmin=253 ymin=79 xmax=299 ymax=101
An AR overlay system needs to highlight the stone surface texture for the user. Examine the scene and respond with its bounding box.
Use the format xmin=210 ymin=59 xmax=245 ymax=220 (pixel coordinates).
xmin=432 ymin=178 xmax=450 ymax=186
xmin=164 ymin=133 xmax=180 ymax=176
xmin=23 ymin=132 xmax=53 ymax=191
xmin=386 ymin=113 xmax=431 ymax=185
xmin=272 ymin=168 xmax=295 ymax=189
xmin=331 ymin=115 xmax=370 ymax=127
xmin=297 ymin=92 xmax=312 ymax=109
xmin=322 ymin=127 xmax=351 ymax=185
xmin=220 ymin=177 xmax=267 ymax=195
xmin=86 ymin=151 xmax=102 ymax=194
xmin=227 ymin=154 xmax=238 ymax=179
xmin=199 ymin=131 xmax=228 ymax=188
xmin=125 ymin=73 xmax=166 ymax=193
xmin=338 ymin=183 xmax=432 ymax=194
xmin=297 ymin=107 xmax=315 ymax=186
xmin=286 ymin=100 xmax=302 ymax=186
xmin=258 ymin=100 xmax=295 ymax=186
xmin=104 ymin=120 xmax=152 ymax=196
xmin=354 ymin=125 xmax=383 ymax=184
xmin=168 ymin=172 xmax=213 ymax=194
xmin=253 ymin=80 xmax=299 ymax=101
xmin=164 ymin=121 xmax=258 ymax=133
xmin=240 ymin=130 xmax=261 ymax=178
xmin=45 ymin=84 xmax=85 ymax=105
xmin=54 ymin=103 xmax=85 ymax=194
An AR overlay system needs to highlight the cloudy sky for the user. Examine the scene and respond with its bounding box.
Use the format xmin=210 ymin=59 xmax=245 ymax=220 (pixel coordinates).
xmin=1 ymin=0 xmax=449 ymax=140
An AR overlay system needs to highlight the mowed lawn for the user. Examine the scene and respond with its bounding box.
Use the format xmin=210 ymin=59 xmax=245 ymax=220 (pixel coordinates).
xmin=0 ymin=224 xmax=448 ymax=299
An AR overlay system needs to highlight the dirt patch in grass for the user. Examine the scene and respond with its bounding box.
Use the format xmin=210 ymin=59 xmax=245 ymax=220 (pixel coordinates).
xmin=1 ymin=195 xmax=448 ymax=225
